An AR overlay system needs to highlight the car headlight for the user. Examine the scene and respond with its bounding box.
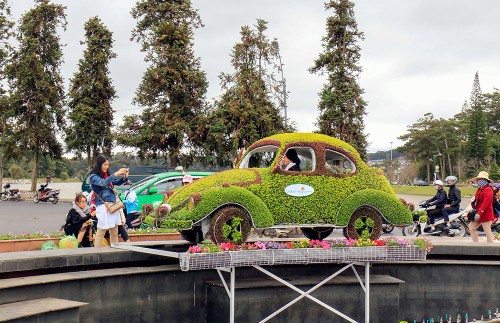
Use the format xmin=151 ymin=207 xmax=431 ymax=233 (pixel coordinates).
xmin=187 ymin=194 xmax=201 ymax=211
xmin=188 ymin=197 xmax=195 ymax=210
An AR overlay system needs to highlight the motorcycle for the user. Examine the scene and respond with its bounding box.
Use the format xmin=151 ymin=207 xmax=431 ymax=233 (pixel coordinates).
xmin=401 ymin=201 xmax=469 ymax=237
xmin=0 ymin=184 xmax=21 ymax=201
xmin=34 ymin=184 xmax=60 ymax=204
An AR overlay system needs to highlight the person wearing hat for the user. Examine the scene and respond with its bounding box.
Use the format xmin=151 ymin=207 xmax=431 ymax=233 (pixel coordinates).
xmin=468 ymin=171 xmax=495 ymax=243
xmin=182 ymin=174 xmax=194 ymax=185
xmin=281 ymin=149 xmax=301 ymax=172
xmin=423 ymin=179 xmax=448 ymax=233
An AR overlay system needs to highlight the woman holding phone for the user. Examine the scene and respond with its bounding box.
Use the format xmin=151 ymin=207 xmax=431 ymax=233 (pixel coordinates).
xmin=89 ymin=154 xmax=129 ymax=247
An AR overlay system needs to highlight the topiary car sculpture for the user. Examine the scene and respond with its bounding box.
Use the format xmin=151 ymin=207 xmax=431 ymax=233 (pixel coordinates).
xmin=161 ymin=133 xmax=412 ymax=243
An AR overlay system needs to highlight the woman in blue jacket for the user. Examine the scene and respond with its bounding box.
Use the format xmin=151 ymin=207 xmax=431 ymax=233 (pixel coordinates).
xmin=90 ymin=155 xmax=129 ymax=247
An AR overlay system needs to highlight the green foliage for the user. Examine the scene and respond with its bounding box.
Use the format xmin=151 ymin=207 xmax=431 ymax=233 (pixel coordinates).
xmin=222 ymin=217 xmax=243 ymax=243
xmin=118 ymin=0 xmax=208 ymax=167
xmin=0 ymin=0 xmax=15 ymax=191
xmin=309 ymin=0 xmax=368 ymax=160
xmin=169 ymin=185 xmax=274 ymax=228
xmin=204 ymin=19 xmax=289 ymax=166
xmin=337 ymin=189 xmax=412 ymax=225
xmin=7 ymin=0 xmax=67 ymax=191
xmin=8 ymin=164 xmax=24 ymax=179
xmin=160 ymin=219 xmax=192 ymax=230
xmin=65 ymin=16 xmax=116 ymax=168
xmin=60 ymin=171 xmax=68 ymax=181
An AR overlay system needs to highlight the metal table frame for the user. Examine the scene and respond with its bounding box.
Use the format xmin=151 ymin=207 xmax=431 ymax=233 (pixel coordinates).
xmin=112 ymin=242 xmax=372 ymax=323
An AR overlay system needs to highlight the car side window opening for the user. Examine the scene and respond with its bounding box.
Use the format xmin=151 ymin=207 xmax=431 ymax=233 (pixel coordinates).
xmin=325 ymin=149 xmax=356 ymax=175
xmin=239 ymin=145 xmax=279 ymax=169
xmin=282 ymin=147 xmax=315 ymax=172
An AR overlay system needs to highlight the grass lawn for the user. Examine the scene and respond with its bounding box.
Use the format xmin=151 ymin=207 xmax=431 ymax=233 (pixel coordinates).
xmin=392 ymin=185 xmax=477 ymax=197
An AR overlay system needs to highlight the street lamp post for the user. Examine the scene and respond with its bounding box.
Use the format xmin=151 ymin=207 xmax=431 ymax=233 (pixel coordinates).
xmin=429 ymin=152 xmax=443 ymax=181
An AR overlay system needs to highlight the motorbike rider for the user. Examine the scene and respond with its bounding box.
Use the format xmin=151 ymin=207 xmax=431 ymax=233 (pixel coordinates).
xmin=423 ymin=179 xmax=448 ymax=232
xmin=39 ymin=176 xmax=53 ymax=198
xmin=441 ymin=175 xmax=461 ymax=227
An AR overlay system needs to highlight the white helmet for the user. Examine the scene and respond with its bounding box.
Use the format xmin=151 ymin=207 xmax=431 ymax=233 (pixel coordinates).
xmin=444 ymin=175 xmax=458 ymax=186
xmin=434 ymin=180 xmax=444 ymax=186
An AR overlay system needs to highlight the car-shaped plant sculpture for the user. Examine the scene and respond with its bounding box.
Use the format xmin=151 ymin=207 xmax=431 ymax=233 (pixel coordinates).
xmin=161 ymin=133 xmax=412 ymax=243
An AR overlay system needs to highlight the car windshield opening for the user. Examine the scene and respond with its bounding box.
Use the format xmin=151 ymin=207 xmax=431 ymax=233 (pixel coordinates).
xmin=239 ymin=145 xmax=279 ymax=169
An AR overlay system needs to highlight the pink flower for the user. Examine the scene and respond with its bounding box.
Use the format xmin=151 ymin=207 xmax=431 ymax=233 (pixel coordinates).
xmin=188 ymin=245 xmax=202 ymax=253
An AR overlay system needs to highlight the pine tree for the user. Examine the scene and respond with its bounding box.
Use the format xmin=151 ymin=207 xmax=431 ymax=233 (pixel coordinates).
xmin=0 ymin=0 xmax=14 ymax=191
xmin=65 ymin=16 xmax=117 ymax=170
xmin=310 ymin=0 xmax=368 ymax=160
xmin=465 ymin=72 xmax=488 ymax=164
xmin=7 ymin=0 xmax=66 ymax=191
xmin=117 ymin=0 xmax=208 ymax=167
xmin=204 ymin=19 xmax=289 ymax=167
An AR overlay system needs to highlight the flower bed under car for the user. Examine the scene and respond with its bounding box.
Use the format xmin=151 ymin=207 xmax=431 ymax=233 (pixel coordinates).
xmin=179 ymin=237 xmax=432 ymax=271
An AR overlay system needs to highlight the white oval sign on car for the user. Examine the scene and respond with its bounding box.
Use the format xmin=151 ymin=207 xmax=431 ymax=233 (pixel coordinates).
xmin=284 ymin=184 xmax=314 ymax=197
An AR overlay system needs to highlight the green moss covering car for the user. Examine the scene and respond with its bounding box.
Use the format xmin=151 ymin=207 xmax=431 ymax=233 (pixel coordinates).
xmin=162 ymin=133 xmax=412 ymax=243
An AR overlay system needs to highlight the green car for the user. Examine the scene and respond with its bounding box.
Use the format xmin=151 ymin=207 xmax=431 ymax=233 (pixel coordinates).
xmin=162 ymin=133 xmax=412 ymax=243
xmin=121 ymin=172 xmax=213 ymax=212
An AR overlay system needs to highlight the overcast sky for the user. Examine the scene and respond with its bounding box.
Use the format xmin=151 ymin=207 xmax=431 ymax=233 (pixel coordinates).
xmin=10 ymin=0 xmax=500 ymax=153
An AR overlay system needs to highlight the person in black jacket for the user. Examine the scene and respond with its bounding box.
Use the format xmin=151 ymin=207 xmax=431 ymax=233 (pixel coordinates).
xmin=281 ymin=149 xmax=301 ymax=172
xmin=423 ymin=179 xmax=448 ymax=232
xmin=441 ymin=175 xmax=461 ymax=227
xmin=62 ymin=193 xmax=96 ymax=247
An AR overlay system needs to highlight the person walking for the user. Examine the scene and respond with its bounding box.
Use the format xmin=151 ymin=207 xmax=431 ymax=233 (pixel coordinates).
xmin=89 ymin=155 xmax=129 ymax=247
xmin=468 ymin=171 xmax=495 ymax=243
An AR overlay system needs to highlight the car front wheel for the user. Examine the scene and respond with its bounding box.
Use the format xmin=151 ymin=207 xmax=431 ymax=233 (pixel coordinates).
xmin=209 ymin=206 xmax=252 ymax=244
xmin=345 ymin=206 xmax=383 ymax=240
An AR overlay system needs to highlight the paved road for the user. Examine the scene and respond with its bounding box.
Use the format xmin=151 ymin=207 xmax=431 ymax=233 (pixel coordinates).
xmin=0 ymin=184 xmax=473 ymax=235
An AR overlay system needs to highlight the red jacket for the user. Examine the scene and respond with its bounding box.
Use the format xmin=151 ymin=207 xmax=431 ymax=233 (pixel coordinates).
xmin=473 ymin=186 xmax=495 ymax=222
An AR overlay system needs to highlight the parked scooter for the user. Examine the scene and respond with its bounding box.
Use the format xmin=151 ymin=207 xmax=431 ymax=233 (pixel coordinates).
xmin=0 ymin=184 xmax=21 ymax=201
xmin=401 ymin=201 xmax=469 ymax=237
xmin=34 ymin=183 xmax=60 ymax=204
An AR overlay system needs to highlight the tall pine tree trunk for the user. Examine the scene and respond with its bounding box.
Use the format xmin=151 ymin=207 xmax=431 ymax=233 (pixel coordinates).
xmin=31 ymin=147 xmax=39 ymax=192
xmin=87 ymin=145 xmax=91 ymax=170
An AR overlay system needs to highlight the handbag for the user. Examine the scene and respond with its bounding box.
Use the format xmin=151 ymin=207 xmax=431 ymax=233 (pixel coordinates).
xmin=94 ymin=190 xmax=124 ymax=214
xmin=467 ymin=209 xmax=478 ymax=222
xmin=104 ymin=200 xmax=124 ymax=214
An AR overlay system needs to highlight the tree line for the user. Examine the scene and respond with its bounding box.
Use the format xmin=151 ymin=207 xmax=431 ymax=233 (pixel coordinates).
xmin=0 ymin=0 xmax=368 ymax=191
xmin=397 ymin=72 xmax=499 ymax=183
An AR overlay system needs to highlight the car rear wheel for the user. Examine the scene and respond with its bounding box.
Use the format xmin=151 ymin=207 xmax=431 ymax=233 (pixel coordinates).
xmin=302 ymin=227 xmax=334 ymax=240
xmin=209 ymin=206 xmax=252 ymax=244
xmin=345 ymin=206 xmax=383 ymax=240
xmin=180 ymin=227 xmax=204 ymax=243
